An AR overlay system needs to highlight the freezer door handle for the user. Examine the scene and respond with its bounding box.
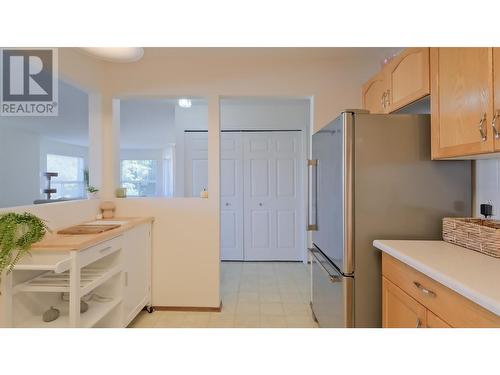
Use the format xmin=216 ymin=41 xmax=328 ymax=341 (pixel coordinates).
xmin=308 ymin=248 xmax=341 ymax=283
xmin=307 ymin=160 xmax=318 ymax=231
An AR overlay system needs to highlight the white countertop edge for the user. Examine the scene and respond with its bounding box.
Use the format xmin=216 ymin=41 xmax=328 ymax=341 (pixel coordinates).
xmin=373 ymin=240 xmax=500 ymax=316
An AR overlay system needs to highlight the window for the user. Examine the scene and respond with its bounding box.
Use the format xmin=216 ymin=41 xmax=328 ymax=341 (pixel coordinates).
xmin=119 ymin=97 xmax=207 ymax=198
xmin=120 ymin=160 xmax=158 ymax=197
xmin=46 ymin=154 xmax=85 ymax=199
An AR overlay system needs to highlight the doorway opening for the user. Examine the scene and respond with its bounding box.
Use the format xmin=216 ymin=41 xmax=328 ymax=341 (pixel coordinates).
xmin=219 ymin=97 xmax=310 ymax=262
xmin=218 ymin=97 xmax=316 ymax=327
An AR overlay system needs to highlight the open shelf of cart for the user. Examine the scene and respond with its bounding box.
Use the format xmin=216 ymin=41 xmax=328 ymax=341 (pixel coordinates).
xmin=14 ymin=297 xmax=123 ymax=328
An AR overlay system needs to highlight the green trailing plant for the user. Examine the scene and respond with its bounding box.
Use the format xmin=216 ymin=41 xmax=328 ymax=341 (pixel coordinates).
xmin=0 ymin=212 xmax=49 ymax=275
xmin=87 ymin=186 xmax=99 ymax=193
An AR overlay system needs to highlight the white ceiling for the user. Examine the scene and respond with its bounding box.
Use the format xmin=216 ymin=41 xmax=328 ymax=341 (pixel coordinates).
xmin=141 ymin=47 xmax=403 ymax=62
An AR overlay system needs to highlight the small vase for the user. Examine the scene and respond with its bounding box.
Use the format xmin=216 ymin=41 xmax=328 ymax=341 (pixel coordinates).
xmin=87 ymin=192 xmax=99 ymax=199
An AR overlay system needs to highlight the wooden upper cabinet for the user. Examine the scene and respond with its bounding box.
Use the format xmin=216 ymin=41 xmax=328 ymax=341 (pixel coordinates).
xmin=362 ymin=48 xmax=430 ymax=114
xmin=362 ymin=71 xmax=388 ymax=114
xmin=386 ymin=48 xmax=430 ymax=112
xmin=382 ymin=277 xmax=426 ymax=328
xmin=431 ymin=48 xmax=494 ymax=159
xmin=493 ymin=48 xmax=500 ymax=151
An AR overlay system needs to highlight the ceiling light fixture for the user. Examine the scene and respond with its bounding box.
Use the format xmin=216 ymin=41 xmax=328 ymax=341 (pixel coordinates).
xmin=80 ymin=48 xmax=144 ymax=63
xmin=178 ymin=98 xmax=192 ymax=108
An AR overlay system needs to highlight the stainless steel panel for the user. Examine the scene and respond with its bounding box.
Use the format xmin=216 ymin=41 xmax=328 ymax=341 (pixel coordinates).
xmin=310 ymin=247 xmax=354 ymax=328
xmin=312 ymin=112 xmax=354 ymax=275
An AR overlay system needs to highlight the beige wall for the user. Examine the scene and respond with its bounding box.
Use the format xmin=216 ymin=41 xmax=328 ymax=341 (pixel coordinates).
xmin=2 ymin=48 xmax=389 ymax=308
xmin=101 ymin=50 xmax=383 ymax=132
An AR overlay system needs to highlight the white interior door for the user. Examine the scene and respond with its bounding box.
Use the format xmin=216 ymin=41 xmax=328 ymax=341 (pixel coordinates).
xmin=184 ymin=132 xmax=208 ymax=197
xmin=220 ymin=133 xmax=244 ymax=260
xmin=243 ymin=132 xmax=303 ymax=260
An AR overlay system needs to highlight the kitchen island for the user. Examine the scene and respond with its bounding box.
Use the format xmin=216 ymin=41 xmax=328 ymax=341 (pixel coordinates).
xmin=1 ymin=217 xmax=153 ymax=328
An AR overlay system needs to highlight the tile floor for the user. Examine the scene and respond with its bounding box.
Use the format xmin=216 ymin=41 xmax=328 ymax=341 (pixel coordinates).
xmin=129 ymin=261 xmax=318 ymax=328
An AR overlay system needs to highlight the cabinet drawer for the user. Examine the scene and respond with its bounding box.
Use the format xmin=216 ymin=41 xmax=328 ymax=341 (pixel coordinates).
xmin=382 ymin=253 xmax=500 ymax=328
xmin=78 ymin=236 xmax=123 ymax=267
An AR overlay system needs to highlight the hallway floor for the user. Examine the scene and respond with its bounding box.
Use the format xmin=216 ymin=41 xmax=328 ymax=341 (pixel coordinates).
xmin=129 ymin=261 xmax=318 ymax=328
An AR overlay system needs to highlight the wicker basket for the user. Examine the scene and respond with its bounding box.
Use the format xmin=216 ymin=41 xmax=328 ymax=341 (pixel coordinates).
xmin=442 ymin=218 xmax=500 ymax=258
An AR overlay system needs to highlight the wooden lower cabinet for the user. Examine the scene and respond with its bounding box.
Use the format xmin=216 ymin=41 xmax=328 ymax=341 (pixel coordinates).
xmin=382 ymin=277 xmax=451 ymax=328
xmin=382 ymin=277 xmax=426 ymax=328
xmin=382 ymin=253 xmax=500 ymax=328
xmin=426 ymin=310 xmax=451 ymax=328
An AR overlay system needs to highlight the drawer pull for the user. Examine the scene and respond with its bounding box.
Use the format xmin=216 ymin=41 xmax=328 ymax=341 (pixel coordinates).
xmin=413 ymin=281 xmax=436 ymax=297
xmin=99 ymin=246 xmax=112 ymax=254
xmin=416 ymin=318 xmax=422 ymax=328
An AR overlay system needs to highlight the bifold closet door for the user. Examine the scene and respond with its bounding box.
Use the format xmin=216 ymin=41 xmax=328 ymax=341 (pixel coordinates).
xmin=220 ymin=133 xmax=244 ymax=260
xmin=243 ymin=132 xmax=302 ymax=261
xmin=184 ymin=132 xmax=209 ymax=197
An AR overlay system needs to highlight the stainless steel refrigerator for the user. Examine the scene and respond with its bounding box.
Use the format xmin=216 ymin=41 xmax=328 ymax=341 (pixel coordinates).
xmin=307 ymin=110 xmax=471 ymax=328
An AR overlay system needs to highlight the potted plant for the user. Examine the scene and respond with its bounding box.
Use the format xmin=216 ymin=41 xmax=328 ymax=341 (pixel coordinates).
xmin=86 ymin=186 xmax=99 ymax=199
xmin=0 ymin=212 xmax=49 ymax=275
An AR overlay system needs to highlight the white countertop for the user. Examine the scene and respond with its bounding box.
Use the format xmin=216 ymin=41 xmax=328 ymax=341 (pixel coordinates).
xmin=373 ymin=240 xmax=500 ymax=316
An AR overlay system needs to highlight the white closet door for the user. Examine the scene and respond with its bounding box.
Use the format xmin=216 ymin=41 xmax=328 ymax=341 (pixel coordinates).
xmin=243 ymin=132 xmax=302 ymax=261
xmin=220 ymin=133 xmax=244 ymax=260
xmin=184 ymin=132 xmax=208 ymax=197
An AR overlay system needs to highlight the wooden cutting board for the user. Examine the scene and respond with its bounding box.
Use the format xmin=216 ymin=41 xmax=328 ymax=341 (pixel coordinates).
xmin=57 ymin=224 xmax=120 ymax=235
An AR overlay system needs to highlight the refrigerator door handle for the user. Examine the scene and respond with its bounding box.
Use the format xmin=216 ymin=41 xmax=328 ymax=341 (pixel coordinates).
xmin=307 ymin=159 xmax=318 ymax=231
xmin=308 ymin=248 xmax=341 ymax=283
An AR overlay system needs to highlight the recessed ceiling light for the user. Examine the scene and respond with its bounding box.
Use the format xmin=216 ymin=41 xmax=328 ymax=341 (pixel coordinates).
xmin=80 ymin=48 xmax=144 ymax=63
xmin=178 ymin=98 xmax=192 ymax=108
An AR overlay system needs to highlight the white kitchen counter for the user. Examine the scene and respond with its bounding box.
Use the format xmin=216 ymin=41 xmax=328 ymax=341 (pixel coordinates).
xmin=373 ymin=240 xmax=500 ymax=317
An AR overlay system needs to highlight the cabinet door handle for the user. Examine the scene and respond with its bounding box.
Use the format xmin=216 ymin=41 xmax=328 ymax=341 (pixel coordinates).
xmin=385 ymin=89 xmax=391 ymax=108
xmin=479 ymin=113 xmax=487 ymax=141
xmin=492 ymin=111 xmax=500 ymax=139
xmin=380 ymin=91 xmax=387 ymax=108
xmin=413 ymin=281 xmax=436 ymax=297
xmin=416 ymin=318 xmax=422 ymax=328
